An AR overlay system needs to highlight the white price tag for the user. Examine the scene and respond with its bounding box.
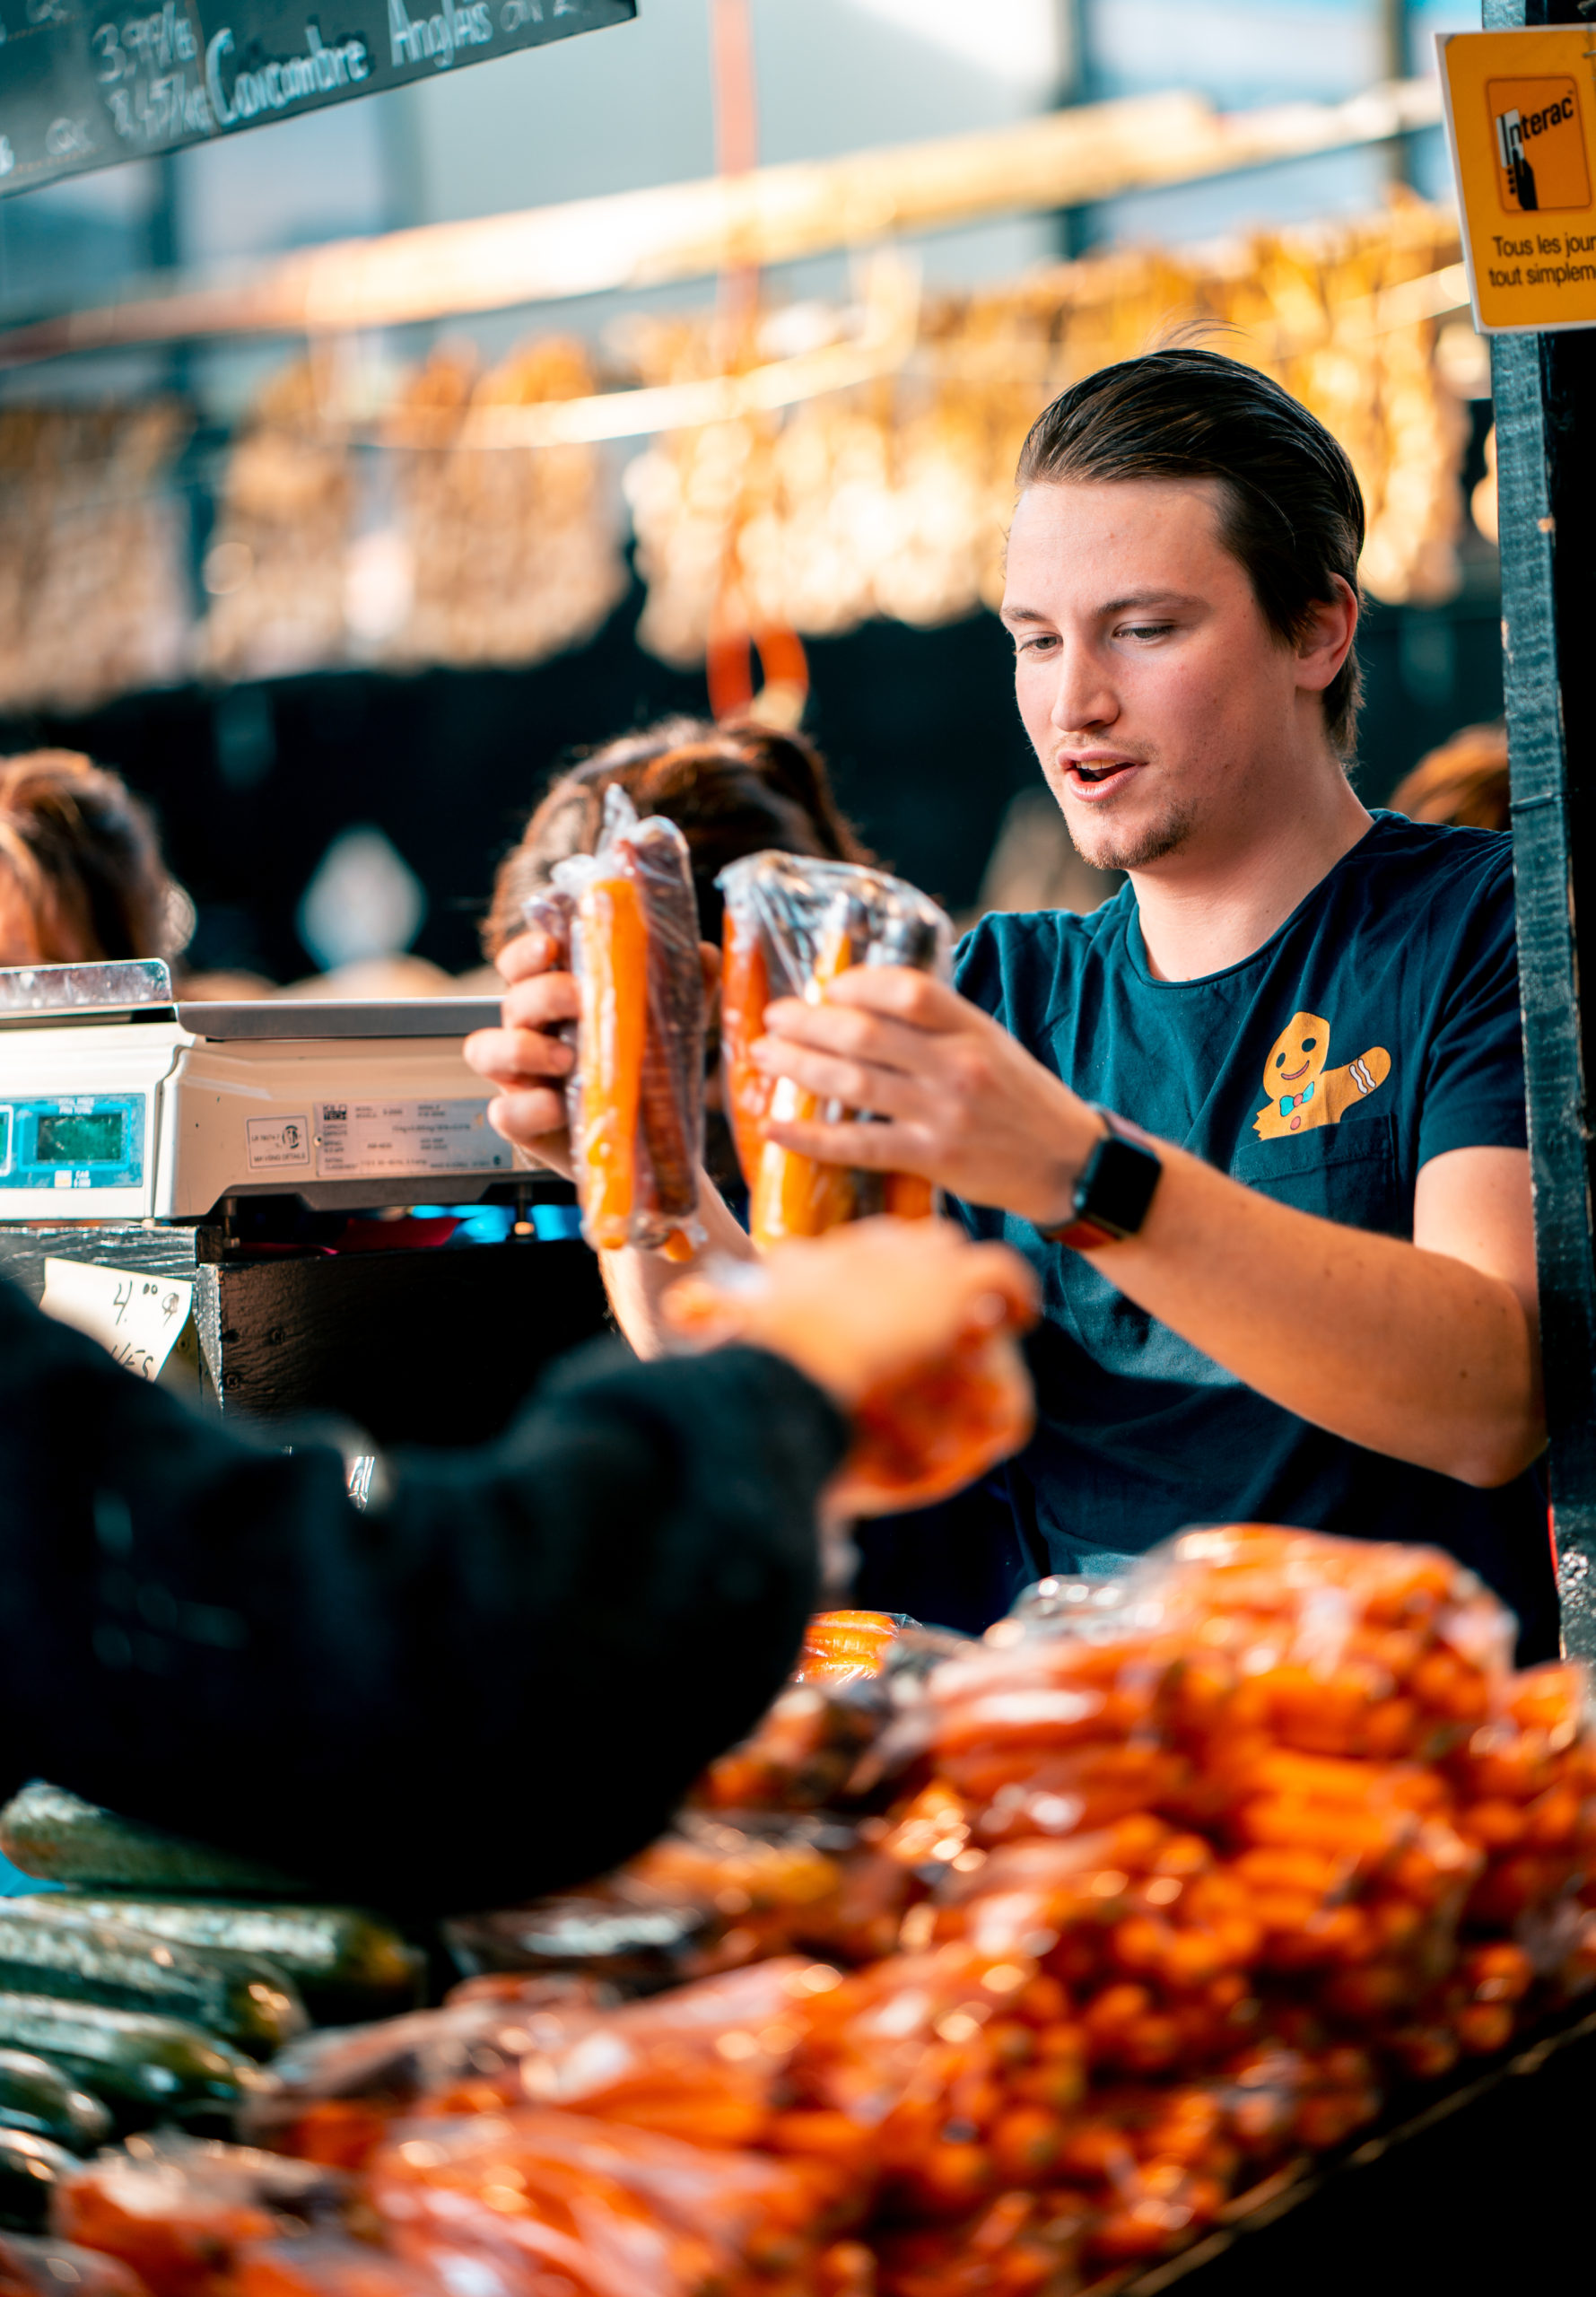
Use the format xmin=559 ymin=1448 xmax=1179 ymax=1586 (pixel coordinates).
xmin=40 ymin=1259 xmax=196 ymax=1384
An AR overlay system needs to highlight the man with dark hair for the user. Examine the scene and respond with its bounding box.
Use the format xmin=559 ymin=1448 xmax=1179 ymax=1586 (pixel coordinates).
xmin=472 ymin=350 xmax=1552 ymax=1653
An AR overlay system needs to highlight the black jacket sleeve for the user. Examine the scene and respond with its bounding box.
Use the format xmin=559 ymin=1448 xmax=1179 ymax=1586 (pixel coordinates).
xmin=0 ymin=1277 xmax=843 ymax=1913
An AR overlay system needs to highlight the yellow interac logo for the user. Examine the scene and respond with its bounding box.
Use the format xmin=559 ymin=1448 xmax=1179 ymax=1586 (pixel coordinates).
xmin=1443 ymin=28 xmax=1596 ymax=329
xmin=1487 ymin=75 xmax=1591 ymax=214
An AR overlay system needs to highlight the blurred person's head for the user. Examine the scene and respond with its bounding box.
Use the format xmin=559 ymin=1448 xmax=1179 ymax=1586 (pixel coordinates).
xmin=484 ymin=716 xmax=870 ymax=956
xmin=0 ymin=751 xmax=176 ymax=967
xmin=1388 ymin=721 xmax=1510 ymax=834
xmin=1006 ymin=347 xmax=1364 ymax=877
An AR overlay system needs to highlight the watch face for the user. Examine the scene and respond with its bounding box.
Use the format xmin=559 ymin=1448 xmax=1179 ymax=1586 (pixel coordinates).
xmin=1076 ymin=1134 xmax=1161 ymax=1241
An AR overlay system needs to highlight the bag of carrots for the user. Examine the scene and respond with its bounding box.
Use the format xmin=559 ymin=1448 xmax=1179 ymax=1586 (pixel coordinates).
xmin=547 ymin=790 xmax=707 ymax=1257
xmin=716 ymin=854 xmax=952 ymax=1250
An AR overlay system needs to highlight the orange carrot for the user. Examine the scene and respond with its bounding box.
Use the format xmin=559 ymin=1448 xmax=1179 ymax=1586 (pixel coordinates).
xmin=721 ymin=905 xmax=773 ymax=1188
xmin=573 ymin=873 xmax=650 ymax=1250
xmin=751 ymin=912 xmax=857 ymax=1247
xmin=884 ymin=1171 xmax=937 ymax=1219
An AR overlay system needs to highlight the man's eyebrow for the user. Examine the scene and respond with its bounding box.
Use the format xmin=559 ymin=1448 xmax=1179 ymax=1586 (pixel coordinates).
xmin=1096 ymin=590 xmax=1204 ymax=615
xmin=999 ymin=590 xmax=1205 ymax=625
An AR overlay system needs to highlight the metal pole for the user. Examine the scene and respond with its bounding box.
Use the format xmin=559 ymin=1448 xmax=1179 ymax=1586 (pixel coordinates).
xmin=1380 ymin=0 xmax=1414 ymax=182
xmin=1056 ymin=0 xmax=1091 ymax=257
xmin=1486 ymin=0 xmax=1596 ymax=1653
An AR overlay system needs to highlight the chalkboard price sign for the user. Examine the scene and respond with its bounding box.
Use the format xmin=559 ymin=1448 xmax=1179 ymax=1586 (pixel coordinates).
xmin=0 ymin=0 xmax=635 ymax=196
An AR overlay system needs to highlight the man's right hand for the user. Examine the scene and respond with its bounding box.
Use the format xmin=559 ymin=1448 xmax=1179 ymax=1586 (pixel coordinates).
xmin=463 ymin=927 xmax=579 ymax=1180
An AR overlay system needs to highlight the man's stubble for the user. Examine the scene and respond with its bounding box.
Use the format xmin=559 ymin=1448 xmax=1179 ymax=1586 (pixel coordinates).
xmin=1057 ymin=790 xmax=1198 ymax=876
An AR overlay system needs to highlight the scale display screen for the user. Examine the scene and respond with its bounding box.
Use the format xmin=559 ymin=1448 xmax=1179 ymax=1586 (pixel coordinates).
xmin=36 ymin=1111 xmax=125 ymax=1165
xmin=0 ymin=1096 xmax=144 ymax=1195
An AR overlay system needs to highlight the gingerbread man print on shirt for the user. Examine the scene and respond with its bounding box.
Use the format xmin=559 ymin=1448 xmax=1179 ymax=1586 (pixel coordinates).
xmin=1252 ymin=1009 xmax=1391 ymax=1140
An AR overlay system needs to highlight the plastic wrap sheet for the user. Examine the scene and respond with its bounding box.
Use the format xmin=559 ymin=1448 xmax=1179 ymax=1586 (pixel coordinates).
xmin=715 ymin=854 xmax=950 ymax=1248
xmin=555 ymin=790 xmax=706 ymax=1256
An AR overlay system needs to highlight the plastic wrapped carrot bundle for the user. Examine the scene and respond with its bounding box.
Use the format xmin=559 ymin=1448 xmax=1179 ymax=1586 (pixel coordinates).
xmin=716 ymin=854 xmax=952 ymax=1248
xmin=907 ymin=1632 xmax=1193 ymax=1838
xmin=837 ymin=1316 xmax=1035 ymax=1517
xmin=927 ymin=1827 xmax=1262 ymax=2078
xmin=52 ymin=2138 xmax=349 ymax=2297
xmin=370 ymin=2104 xmax=848 ymax=2297
xmin=1443 ymin=1658 xmax=1596 ymax=2002
xmin=873 ymin=2190 xmax=1085 ymax=2297
xmin=796 ymin=1615 xmax=911 ymax=1690
xmin=1129 ymin=1525 xmax=1513 ymax=1764
xmin=0 ymin=2241 xmax=151 ymax=2297
xmin=781 ymin=1944 xmax=1046 ymax=2209
xmin=667 ymin=1253 xmax=1034 ymax=1517
xmin=554 ymin=789 xmax=706 ymax=1256
xmin=238 ymin=1992 xmax=606 ymax=2171
xmin=413 ymin=1960 xmax=837 ymax=2146
xmin=693 ymin=1679 xmax=893 ymax=1816
xmin=443 ymin=1888 xmax=727 ymax=1996
xmin=630 ymin=1813 xmax=922 ymax=1972
xmin=236 ymin=2240 xmax=445 ymax=2297
xmin=616 ymin=1821 xmax=848 ymax=1976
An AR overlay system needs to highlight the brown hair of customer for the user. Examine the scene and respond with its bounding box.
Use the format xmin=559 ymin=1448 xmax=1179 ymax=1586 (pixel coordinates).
xmin=0 ymin=750 xmax=175 ymax=962
xmin=1388 ymin=721 xmax=1510 ymax=834
xmin=484 ymin=717 xmax=871 ymax=956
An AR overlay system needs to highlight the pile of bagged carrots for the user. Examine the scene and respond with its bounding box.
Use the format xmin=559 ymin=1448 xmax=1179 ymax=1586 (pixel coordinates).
xmin=3 ymin=1525 xmax=1593 ymax=2297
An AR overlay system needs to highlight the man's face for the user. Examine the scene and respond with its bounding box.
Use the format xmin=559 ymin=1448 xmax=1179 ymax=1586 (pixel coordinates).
xmin=1000 ymin=476 xmax=1318 ymax=875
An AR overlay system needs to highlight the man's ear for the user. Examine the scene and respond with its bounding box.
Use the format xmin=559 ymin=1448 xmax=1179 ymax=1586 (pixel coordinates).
xmin=1295 ymin=573 xmax=1358 ymax=694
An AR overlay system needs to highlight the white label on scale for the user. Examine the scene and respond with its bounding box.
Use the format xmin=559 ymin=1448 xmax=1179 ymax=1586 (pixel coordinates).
xmin=41 ymin=1259 xmax=195 ymax=1383
xmin=314 ymin=1097 xmax=510 ymax=1177
xmin=246 ymin=1114 xmax=311 ymax=1171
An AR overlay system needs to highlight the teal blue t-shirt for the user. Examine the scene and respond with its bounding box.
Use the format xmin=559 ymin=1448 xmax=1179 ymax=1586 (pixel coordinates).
xmin=950 ymin=811 xmax=1554 ymax=1651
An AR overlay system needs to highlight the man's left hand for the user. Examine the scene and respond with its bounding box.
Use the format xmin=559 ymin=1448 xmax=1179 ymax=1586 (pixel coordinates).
xmin=753 ymin=967 xmax=1103 ymax=1225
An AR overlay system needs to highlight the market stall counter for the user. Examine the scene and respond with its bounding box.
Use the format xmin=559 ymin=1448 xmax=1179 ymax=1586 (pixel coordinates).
xmin=0 ymin=1531 xmax=1588 ymax=2295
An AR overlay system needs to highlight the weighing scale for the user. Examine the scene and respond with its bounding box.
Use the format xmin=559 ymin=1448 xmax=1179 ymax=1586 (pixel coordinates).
xmin=0 ymin=961 xmax=606 ymax=1445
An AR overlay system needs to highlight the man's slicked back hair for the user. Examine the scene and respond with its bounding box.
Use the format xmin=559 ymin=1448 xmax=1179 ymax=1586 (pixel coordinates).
xmin=1015 ymin=348 xmax=1366 ymax=756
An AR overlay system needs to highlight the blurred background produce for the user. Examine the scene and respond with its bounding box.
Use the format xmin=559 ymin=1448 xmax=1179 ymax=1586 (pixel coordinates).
xmin=0 ymin=0 xmax=1500 ymax=986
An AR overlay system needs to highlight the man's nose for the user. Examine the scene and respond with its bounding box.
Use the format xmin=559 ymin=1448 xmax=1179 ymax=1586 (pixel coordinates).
xmin=1049 ymin=641 xmax=1117 ymax=734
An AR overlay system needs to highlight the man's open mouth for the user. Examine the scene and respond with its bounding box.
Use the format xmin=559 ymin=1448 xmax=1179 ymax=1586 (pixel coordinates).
xmin=1064 ymin=758 xmax=1138 ymax=798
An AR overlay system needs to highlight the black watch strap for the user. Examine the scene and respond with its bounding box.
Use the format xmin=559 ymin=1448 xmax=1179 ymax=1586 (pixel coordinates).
xmin=1039 ymin=1108 xmax=1162 ymax=1250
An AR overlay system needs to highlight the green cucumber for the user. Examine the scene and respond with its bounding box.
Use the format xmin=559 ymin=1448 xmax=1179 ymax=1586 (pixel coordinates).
xmin=0 ymin=2133 xmax=77 ymax=2235
xmin=0 ymin=1995 xmax=266 ymax=2132
xmin=0 ymin=2051 xmax=109 ymax=2155
xmin=0 ymin=1787 xmax=302 ymax=1896
xmin=34 ymin=1900 xmax=423 ymax=2026
xmin=0 ymin=1908 xmax=305 ymax=2058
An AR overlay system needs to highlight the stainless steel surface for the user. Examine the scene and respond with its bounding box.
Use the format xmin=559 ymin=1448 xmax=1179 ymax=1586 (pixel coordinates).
xmin=0 ymin=959 xmax=173 ymax=1016
xmin=176 ymin=997 xmax=501 ymax=1041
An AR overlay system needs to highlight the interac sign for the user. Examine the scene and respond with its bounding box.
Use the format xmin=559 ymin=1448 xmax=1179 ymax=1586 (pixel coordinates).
xmin=1441 ymin=27 xmax=1596 ymax=331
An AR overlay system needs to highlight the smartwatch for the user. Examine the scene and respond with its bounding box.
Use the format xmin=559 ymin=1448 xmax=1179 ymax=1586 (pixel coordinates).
xmin=1040 ymin=1109 xmax=1162 ymax=1251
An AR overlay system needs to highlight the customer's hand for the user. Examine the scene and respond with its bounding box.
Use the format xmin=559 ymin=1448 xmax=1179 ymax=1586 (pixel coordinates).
xmin=753 ymin=967 xmax=1104 ymax=1227
xmin=662 ymin=1215 xmax=1038 ymax=1410
xmin=463 ymin=927 xmax=579 ymax=1179
xmin=466 ymin=928 xmax=722 ymax=1192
